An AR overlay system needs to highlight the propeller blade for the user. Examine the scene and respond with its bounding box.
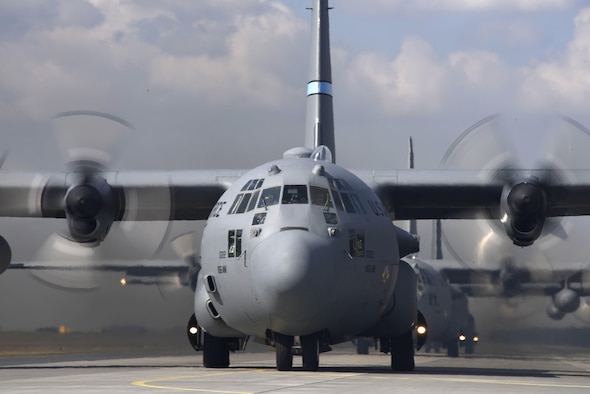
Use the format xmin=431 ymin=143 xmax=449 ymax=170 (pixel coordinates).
xmin=30 ymin=111 xmax=173 ymax=291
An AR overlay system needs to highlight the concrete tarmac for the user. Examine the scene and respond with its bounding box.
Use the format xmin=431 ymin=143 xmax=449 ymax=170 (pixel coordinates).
xmin=1 ymin=344 xmax=590 ymax=393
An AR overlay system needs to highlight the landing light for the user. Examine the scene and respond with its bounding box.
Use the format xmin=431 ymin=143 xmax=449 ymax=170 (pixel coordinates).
xmin=416 ymin=325 xmax=427 ymax=336
xmin=189 ymin=326 xmax=199 ymax=335
xmin=458 ymin=334 xmax=466 ymax=341
xmin=473 ymin=336 xmax=479 ymax=342
xmin=120 ymin=278 xmax=127 ymax=286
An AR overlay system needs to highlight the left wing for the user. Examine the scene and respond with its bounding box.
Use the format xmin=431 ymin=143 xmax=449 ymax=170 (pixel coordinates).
xmin=355 ymin=169 xmax=590 ymax=247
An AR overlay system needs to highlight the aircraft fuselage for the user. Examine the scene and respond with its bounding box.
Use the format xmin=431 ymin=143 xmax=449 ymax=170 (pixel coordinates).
xmin=196 ymin=154 xmax=401 ymax=341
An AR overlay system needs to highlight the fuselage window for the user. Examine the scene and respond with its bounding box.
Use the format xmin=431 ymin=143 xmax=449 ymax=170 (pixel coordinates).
xmin=228 ymin=229 xmax=242 ymax=258
xmin=282 ymin=185 xmax=308 ymax=204
xmin=258 ymin=186 xmax=281 ymax=208
xmin=323 ymin=212 xmax=338 ymax=224
xmin=310 ymin=186 xmax=333 ymax=208
xmin=247 ymin=190 xmax=260 ymax=212
xmin=252 ymin=212 xmax=266 ymax=225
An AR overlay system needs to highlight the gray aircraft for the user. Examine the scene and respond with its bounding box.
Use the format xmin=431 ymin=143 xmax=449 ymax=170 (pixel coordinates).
xmin=2 ymin=0 xmax=590 ymax=372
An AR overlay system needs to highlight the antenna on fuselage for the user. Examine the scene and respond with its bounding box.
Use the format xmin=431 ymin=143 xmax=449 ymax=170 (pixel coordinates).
xmin=305 ymin=0 xmax=336 ymax=163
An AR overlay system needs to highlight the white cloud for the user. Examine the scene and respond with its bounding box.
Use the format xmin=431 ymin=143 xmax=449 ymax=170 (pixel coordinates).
xmin=340 ymin=0 xmax=575 ymax=14
xmin=518 ymin=7 xmax=590 ymax=111
xmin=344 ymin=37 xmax=447 ymax=115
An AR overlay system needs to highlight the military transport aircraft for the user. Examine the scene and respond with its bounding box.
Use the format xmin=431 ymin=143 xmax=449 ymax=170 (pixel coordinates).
xmin=2 ymin=0 xmax=590 ymax=372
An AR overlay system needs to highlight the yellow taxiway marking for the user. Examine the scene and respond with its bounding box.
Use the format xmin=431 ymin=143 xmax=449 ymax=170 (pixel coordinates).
xmin=132 ymin=370 xmax=262 ymax=393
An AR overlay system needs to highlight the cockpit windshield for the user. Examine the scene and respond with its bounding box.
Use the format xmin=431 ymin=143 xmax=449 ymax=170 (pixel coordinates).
xmin=282 ymin=185 xmax=308 ymax=204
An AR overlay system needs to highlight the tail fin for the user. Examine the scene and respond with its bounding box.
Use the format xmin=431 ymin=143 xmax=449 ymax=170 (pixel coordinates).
xmin=305 ymin=0 xmax=336 ymax=163
xmin=408 ymin=137 xmax=417 ymax=236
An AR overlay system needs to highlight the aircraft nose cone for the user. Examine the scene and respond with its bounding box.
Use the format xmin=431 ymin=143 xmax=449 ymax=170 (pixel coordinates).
xmin=251 ymin=229 xmax=339 ymax=331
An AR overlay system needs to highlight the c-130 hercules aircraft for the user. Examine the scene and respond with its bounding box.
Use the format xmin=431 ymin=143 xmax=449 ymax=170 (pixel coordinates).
xmin=2 ymin=0 xmax=590 ymax=371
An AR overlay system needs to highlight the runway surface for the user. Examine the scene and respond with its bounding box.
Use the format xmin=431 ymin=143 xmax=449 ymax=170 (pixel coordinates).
xmin=1 ymin=337 xmax=590 ymax=393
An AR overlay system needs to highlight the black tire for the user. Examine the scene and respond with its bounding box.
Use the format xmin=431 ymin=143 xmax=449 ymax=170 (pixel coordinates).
xmin=446 ymin=339 xmax=459 ymax=358
xmin=275 ymin=333 xmax=294 ymax=371
xmin=356 ymin=338 xmax=370 ymax=355
xmin=391 ymin=330 xmax=415 ymax=371
xmin=301 ymin=333 xmax=319 ymax=371
xmin=203 ymin=332 xmax=229 ymax=368
xmin=464 ymin=339 xmax=474 ymax=354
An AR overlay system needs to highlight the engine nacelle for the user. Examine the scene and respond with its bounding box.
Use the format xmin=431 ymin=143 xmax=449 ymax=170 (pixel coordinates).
xmin=500 ymin=181 xmax=547 ymax=246
xmin=553 ymin=288 xmax=580 ymax=314
xmin=546 ymin=288 xmax=580 ymax=320
xmin=64 ymin=175 xmax=121 ymax=244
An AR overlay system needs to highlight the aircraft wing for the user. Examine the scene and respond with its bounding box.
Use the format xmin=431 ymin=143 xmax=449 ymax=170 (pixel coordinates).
xmin=353 ymin=169 xmax=590 ymax=247
xmin=8 ymin=259 xmax=193 ymax=287
xmin=0 ymin=169 xmax=244 ymax=220
xmin=8 ymin=259 xmax=189 ymax=274
xmin=433 ymin=262 xmax=590 ymax=298
xmin=353 ymin=169 xmax=590 ymax=220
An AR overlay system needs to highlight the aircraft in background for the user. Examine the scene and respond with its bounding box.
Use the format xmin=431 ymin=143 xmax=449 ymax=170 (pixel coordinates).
xmin=3 ymin=0 xmax=590 ymax=372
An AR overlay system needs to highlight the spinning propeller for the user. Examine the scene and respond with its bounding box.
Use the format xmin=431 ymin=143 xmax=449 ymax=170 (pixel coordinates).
xmin=30 ymin=110 xmax=173 ymax=290
xmin=440 ymin=113 xmax=590 ymax=320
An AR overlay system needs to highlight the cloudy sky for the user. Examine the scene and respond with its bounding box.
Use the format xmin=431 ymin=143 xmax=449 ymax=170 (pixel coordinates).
xmin=1 ymin=0 xmax=590 ymax=331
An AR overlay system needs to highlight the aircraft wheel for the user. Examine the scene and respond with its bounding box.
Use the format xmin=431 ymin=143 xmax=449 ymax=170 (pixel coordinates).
xmin=390 ymin=330 xmax=415 ymax=371
xmin=203 ymin=332 xmax=229 ymax=368
xmin=301 ymin=333 xmax=320 ymax=371
xmin=446 ymin=339 xmax=459 ymax=358
xmin=356 ymin=338 xmax=370 ymax=354
xmin=275 ymin=333 xmax=294 ymax=371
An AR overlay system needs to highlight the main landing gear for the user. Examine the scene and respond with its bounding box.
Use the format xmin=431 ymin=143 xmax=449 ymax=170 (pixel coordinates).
xmin=380 ymin=329 xmax=415 ymax=371
xmin=186 ymin=314 xmax=244 ymax=368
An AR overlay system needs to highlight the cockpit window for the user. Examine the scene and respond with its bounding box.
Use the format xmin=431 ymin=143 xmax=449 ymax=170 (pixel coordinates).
xmin=310 ymin=186 xmax=333 ymax=208
xmin=349 ymin=194 xmax=367 ymax=214
xmin=257 ymin=186 xmax=281 ymax=208
xmin=331 ymin=189 xmax=344 ymax=211
xmin=247 ymin=190 xmax=260 ymax=212
xmin=228 ymin=193 xmax=245 ymax=214
xmin=282 ymin=185 xmax=308 ymax=204
xmin=340 ymin=193 xmax=356 ymax=213
xmin=236 ymin=193 xmax=251 ymax=214
xmin=335 ymin=179 xmax=353 ymax=191
xmin=241 ymin=178 xmax=265 ymax=191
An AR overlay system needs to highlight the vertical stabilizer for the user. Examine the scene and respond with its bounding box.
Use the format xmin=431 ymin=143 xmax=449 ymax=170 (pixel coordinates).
xmin=305 ymin=0 xmax=335 ymax=163
xmin=435 ymin=219 xmax=443 ymax=260
xmin=408 ymin=137 xmax=417 ymax=237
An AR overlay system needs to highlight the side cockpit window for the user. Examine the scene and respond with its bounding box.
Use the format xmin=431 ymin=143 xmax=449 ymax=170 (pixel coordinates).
xmin=310 ymin=186 xmax=333 ymax=208
xmin=282 ymin=185 xmax=308 ymax=204
xmin=328 ymin=178 xmax=367 ymax=215
xmin=229 ymin=178 xmax=265 ymax=214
